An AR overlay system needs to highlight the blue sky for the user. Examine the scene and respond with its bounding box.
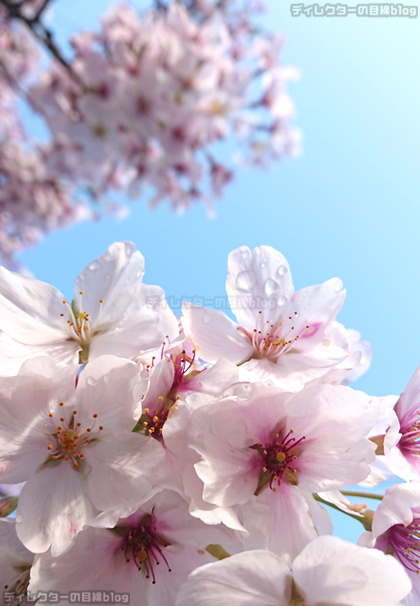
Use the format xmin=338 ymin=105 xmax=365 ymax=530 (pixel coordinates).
xmin=16 ymin=0 xmax=420 ymax=541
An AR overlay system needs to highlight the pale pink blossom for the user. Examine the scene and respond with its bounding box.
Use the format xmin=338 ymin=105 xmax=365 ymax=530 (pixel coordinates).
xmin=189 ymin=381 xmax=376 ymax=557
xmin=29 ymin=490 xmax=237 ymax=606
xmin=175 ymin=536 xmax=411 ymax=606
xmin=0 ymin=241 xmax=169 ymax=373
xmin=0 ymin=518 xmax=34 ymax=605
xmin=182 ymin=245 xmax=369 ymax=390
xmin=360 ymin=483 xmax=420 ymax=606
xmin=383 ymin=367 xmax=420 ymax=481
xmin=0 ymin=355 xmax=165 ymax=555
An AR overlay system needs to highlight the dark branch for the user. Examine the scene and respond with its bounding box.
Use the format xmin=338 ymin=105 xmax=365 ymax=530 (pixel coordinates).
xmin=0 ymin=0 xmax=82 ymax=86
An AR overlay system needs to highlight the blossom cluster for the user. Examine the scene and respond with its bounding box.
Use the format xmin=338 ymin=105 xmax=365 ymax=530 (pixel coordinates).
xmin=30 ymin=1 xmax=299 ymax=212
xmin=0 ymin=0 xmax=299 ymax=266
xmin=0 ymin=241 xmax=417 ymax=605
xmin=0 ymin=5 xmax=89 ymax=269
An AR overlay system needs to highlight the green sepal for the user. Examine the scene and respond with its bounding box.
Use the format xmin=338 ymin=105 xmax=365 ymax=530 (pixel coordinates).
xmin=0 ymin=496 xmax=18 ymax=517
xmin=79 ymin=343 xmax=90 ymax=364
xmin=132 ymin=418 xmax=149 ymax=436
xmin=254 ymin=471 xmax=271 ymax=496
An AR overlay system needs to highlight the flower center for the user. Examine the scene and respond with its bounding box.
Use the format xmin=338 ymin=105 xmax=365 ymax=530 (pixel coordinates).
xmin=118 ymin=513 xmax=172 ymax=584
xmin=45 ymin=405 xmax=104 ymax=469
xmin=138 ymin=346 xmax=196 ymax=440
xmin=3 ymin=566 xmax=31 ymax=604
xmin=388 ymin=517 xmax=420 ymax=575
xmin=251 ymin=429 xmax=305 ymax=495
xmin=61 ymin=292 xmax=104 ymax=363
xmin=397 ymin=408 xmax=420 ymax=459
xmin=171 ymin=348 xmax=196 ymax=392
xmin=249 ymin=310 xmax=316 ymax=360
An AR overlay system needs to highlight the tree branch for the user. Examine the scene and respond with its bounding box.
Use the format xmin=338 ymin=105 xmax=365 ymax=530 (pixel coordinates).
xmin=0 ymin=0 xmax=82 ymax=86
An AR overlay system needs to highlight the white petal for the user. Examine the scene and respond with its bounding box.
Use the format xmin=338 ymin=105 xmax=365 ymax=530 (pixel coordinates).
xmin=175 ymin=550 xmax=291 ymax=606
xmin=226 ymin=245 xmax=294 ymax=331
xmin=0 ymin=267 xmax=67 ymax=349
xmin=181 ymin=302 xmax=253 ymax=364
xmin=86 ymin=435 xmax=165 ymax=515
xmin=74 ymin=241 xmax=144 ymax=322
xmin=294 ymin=535 xmax=411 ymax=606
xmin=16 ymin=463 xmax=97 ymax=556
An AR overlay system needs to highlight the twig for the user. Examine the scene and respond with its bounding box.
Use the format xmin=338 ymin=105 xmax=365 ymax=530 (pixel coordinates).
xmin=0 ymin=0 xmax=82 ymax=86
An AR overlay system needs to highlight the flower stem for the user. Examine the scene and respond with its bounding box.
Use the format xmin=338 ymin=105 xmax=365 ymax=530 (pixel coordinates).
xmin=313 ymin=494 xmax=374 ymax=531
xmin=340 ymin=490 xmax=383 ymax=501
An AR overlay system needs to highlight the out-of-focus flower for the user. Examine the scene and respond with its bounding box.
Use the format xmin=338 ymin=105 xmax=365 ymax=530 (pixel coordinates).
xmin=175 ymin=536 xmax=411 ymax=606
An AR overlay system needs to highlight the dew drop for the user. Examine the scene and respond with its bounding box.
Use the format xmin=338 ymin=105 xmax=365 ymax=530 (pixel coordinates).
xmin=278 ymin=265 xmax=287 ymax=276
xmin=264 ymin=278 xmax=278 ymax=296
xmin=334 ymin=279 xmax=343 ymax=292
xmin=241 ymin=249 xmax=251 ymax=260
xmin=16 ymin=514 xmax=23 ymax=523
xmin=203 ymin=315 xmax=211 ymax=325
xmin=236 ymin=271 xmax=256 ymax=290
xmin=86 ymin=376 xmax=97 ymax=387
xmin=88 ymin=260 xmax=100 ymax=271
xmin=278 ymin=295 xmax=288 ymax=306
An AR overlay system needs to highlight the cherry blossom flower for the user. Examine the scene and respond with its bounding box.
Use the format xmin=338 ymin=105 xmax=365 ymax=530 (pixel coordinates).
xmin=0 ymin=241 xmax=169 ymax=374
xmin=0 ymin=518 xmax=34 ymax=606
xmin=28 ymin=490 xmax=237 ymax=606
xmin=189 ymin=381 xmax=376 ymax=557
xmin=380 ymin=365 xmax=420 ymax=481
xmin=182 ymin=245 xmax=369 ymax=390
xmin=0 ymin=355 xmax=165 ymax=556
xmin=175 ymin=536 xmax=411 ymax=606
xmin=360 ymin=483 xmax=420 ymax=606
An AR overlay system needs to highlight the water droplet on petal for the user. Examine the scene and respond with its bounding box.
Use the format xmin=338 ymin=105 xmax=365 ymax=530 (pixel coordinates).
xmin=278 ymin=265 xmax=287 ymax=276
xmin=236 ymin=271 xmax=256 ymax=291
xmin=241 ymin=249 xmax=251 ymax=260
xmin=86 ymin=376 xmax=96 ymax=387
xmin=16 ymin=514 xmax=23 ymax=523
xmin=264 ymin=278 xmax=278 ymax=295
xmin=88 ymin=260 xmax=100 ymax=271
xmin=334 ymin=279 xmax=343 ymax=292
xmin=203 ymin=315 xmax=211 ymax=325
xmin=278 ymin=295 xmax=288 ymax=306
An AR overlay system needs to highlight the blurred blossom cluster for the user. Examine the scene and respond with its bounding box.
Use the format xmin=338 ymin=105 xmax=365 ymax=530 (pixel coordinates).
xmin=0 ymin=0 xmax=299 ymax=266
xmin=0 ymin=3 xmax=89 ymax=269
xmin=0 ymin=242 xmax=418 ymax=605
